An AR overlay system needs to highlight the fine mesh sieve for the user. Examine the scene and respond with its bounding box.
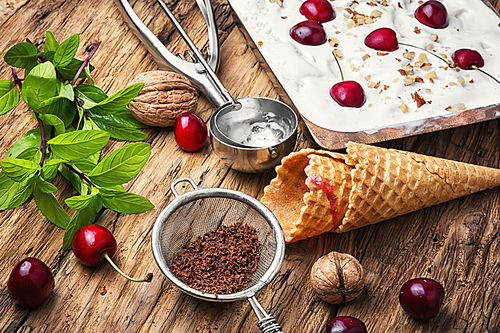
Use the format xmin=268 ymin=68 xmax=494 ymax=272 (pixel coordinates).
xmin=151 ymin=178 xmax=286 ymax=333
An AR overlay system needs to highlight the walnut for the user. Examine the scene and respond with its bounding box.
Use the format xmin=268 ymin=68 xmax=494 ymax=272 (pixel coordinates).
xmin=310 ymin=251 xmax=364 ymax=304
xmin=129 ymin=71 xmax=198 ymax=127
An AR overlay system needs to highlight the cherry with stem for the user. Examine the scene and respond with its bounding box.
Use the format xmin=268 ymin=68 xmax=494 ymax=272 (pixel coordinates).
xmin=330 ymin=50 xmax=366 ymax=108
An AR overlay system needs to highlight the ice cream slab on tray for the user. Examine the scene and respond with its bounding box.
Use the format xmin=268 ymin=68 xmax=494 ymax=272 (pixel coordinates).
xmin=227 ymin=0 xmax=500 ymax=150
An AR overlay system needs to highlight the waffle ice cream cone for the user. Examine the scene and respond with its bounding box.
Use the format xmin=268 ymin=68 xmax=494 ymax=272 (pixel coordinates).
xmin=261 ymin=142 xmax=500 ymax=243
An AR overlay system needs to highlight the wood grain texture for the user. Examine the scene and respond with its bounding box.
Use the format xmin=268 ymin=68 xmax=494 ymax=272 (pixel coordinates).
xmin=0 ymin=0 xmax=499 ymax=332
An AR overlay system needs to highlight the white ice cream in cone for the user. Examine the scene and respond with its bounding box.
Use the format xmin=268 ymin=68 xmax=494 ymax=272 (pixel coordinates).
xmin=261 ymin=142 xmax=500 ymax=243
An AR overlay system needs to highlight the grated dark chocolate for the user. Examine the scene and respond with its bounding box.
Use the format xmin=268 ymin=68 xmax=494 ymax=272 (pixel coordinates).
xmin=169 ymin=222 xmax=262 ymax=295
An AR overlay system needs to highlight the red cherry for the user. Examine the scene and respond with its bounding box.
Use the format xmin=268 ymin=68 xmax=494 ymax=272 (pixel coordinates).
xmin=8 ymin=257 xmax=55 ymax=308
xmin=174 ymin=112 xmax=208 ymax=152
xmin=290 ymin=20 xmax=327 ymax=46
xmin=451 ymin=49 xmax=484 ymax=70
xmin=399 ymin=278 xmax=445 ymax=320
xmin=73 ymin=224 xmax=117 ymax=266
xmin=330 ymin=81 xmax=366 ymax=108
xmin=326 ymin=316 xmax=367 ymax=333
xmin=300 ymin=0 xmax=336 ymax=23
xmin=72 ymin=225 xmax=153 ymax=282
xmin=414 ymin=1 xmax=449 ymax=29
xmin=364 ymin=28 xmax=399 ymax=52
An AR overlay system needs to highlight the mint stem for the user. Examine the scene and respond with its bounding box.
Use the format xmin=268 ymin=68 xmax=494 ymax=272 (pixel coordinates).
xmin=398 ymin=42 xmax=451 ymax=66
xmin=65 ymin=163 xmax=95 ymax=187
xmin=332 ymin=50 xmax=344 ymax=81
xmin=472 ymin=66 xmax=500 ymax=85
xmin=11 ymin=68 xmax=23 ymax=89
xmin=101 ymin=252 xmax=153 ymax=283
xmin=35 ymin=113 xmax=48 ymax=167
xmin=71 ymin=42 xmax=101 ymax=85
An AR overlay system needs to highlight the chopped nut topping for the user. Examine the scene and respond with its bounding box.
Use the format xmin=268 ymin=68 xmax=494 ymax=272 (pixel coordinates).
xmin=370 ymin=10 xmax=382 ymax=18
xmin=329 ymin=38 xmax=340 ymax=47
xmin=425 ymin=71 xmax=438 ymax=79
xmin=425 ymin=88 xmax=432 ymax=94
xmin=383 ymin=84 xmax=390 ymax=90
xmin=430 ymin=34 xmax=439 ymax=42
xmin=362 ymin=54 xmax=371 ymax=61
xmin=418 ymin=53 xmax=428 ymax=62
xmin=469 ymin=79 xmax=475 ymax=84
xmin=364 ymin=75 xmax=372 ymax=81
xmin=377 ymin=52 xmax=389 ymax=56
xmin=400 ymin=103 xmax=409 ymax=113
xmin=368 ymin=80 xmax=381 ymax=88
xmin=404 ymin=64 xmax=414 ymax=75
xmin=458 ymin=76 xmax=465 ymax=85
xmin=350 ymin=63 xmax=360 ymax=72
xmin=334 ymin=49 xmax=344 ymax=59
xmin=398 ymin=69 xmax=407 ymax=76
xmin=414 ymin=26 xmax=421 ymax=34
xmin=258 ymin=41 xmax=263 ymax=47
xmin=393 ymin=78 xmax=399 ymax=83
xmin=426 ymin=44 xmax=434 ymax=50
xmin=414 ymin=76 xmax=424 ymax=83
xmin=445 ymin=103 xmax=466 ymax=112
xmin=429 ymin=78 xmax=435 ymax=83
xmin=403 ymin=50 xmax=415 ymax=60
xmin=411 ymin=91 xmax=427 ymax=107
xmin=404 ymin=77 xmax=415 ymax=86
xmin=281 ymin=16 xmax=288 ymax=19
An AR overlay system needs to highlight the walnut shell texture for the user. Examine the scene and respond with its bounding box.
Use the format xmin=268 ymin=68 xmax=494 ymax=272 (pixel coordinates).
xmin=129 ymin=71 xmax=198 ymax=127
xmin=310 ymin=251 xmax=364 ymax=304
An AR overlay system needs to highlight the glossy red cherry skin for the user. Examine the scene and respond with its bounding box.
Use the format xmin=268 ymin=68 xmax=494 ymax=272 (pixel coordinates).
xmin=364 ymin=28 xmax=399 ymax=52
xmin=414 ymin=1 xmax=449 ymax=29
xmin=174 ymin=112 xmax=208 ymax=152
xmin=290 ymin=20 xmax=327 ymax=46
xmin=8 ymin=257 xmax=55 ymax=308
xmin=300 ymin=0 xmax=336 ymax=23
xmin=72 ymin=224 xmax=117 ymax=266
xmin=326 ymin=316 xmax=367 ymax=333
xmin=399 ymin=278 xmax=445 ymax=320
xmin=330 ymin=81 xmax=366 ymax=108
xmin=451 ymin=49 xmax=485 ymax=70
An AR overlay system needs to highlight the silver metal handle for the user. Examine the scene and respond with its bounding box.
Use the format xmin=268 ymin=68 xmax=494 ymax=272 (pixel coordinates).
xmin=248 ymin=296 xmax=285 ymax=333
xmin=170 ymin=177 xmax=198 ymax=197
xmin=115 ymin=0 xmax=233 ymax=108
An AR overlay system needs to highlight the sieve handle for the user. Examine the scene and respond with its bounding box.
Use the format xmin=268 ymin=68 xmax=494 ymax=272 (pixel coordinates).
xmin=170 ymin=178 xmax=199 ymax=198
xmin=248 ymin=296 xmax=285 ymax=333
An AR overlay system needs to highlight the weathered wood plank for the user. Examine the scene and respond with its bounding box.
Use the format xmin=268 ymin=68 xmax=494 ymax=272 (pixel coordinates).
xmin=0 ymin=0 xmax=499 ymax=332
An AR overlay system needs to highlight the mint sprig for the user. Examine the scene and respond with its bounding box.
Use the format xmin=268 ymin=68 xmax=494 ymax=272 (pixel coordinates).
xmin=0 ymin=31 xmax=154 ymax=249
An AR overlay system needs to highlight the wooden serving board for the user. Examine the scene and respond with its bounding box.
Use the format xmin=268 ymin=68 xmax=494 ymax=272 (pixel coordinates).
xmin=228 ymin=0 xmax=500 ymax=150
xmin=1 ymin=1 xmax=500 ymax=333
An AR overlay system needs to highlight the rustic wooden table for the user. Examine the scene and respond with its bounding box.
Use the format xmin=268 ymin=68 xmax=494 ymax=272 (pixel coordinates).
xmin=1 ymin=0 xmax=499 ymax=332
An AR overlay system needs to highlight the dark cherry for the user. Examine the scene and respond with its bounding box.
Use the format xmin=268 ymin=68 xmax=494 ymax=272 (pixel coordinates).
xmin=399 ymin=278 xmax=445 ymax=320
xmin=8 ymin=257 xmax=55 ymax=308
xmin=330 ymin=81 xmax=366 ymax=108
xmin=300 ymin=0 xmax=336 ymax=23
xmin=364 ymin=28 xmax=399 ymax=52
xmin=326 ymin=316 xmax=367 ymax=333
xmin=451 ymin=49 xmax=484 ymax=70
xmin=290 ymin=20 xmax=327 ymax=46
xmin=414 ymin=0 xmax=449 ymax=29
xmin=174 ymin=112 xmax=208 ymax=152
xmin=72 ymin=225 xmax=152 ymax=282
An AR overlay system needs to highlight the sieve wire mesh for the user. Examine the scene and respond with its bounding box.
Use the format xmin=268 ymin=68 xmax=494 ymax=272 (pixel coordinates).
xmin=159 ymin=195 xmax=278 ymax=290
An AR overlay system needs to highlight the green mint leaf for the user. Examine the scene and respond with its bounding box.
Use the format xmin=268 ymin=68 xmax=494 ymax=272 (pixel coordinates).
xmin=33 ymin=186 xmax=71 ymax=229
xmin=59 ymin=81 xmax=75 ymax=101
xmin=3 ymin=42 xmax=38 ymax=69
xmin=34 ymin=175 xmax=58 ymax=193
xmin=47 ymin=130 xmax=110 ymax=160
xmin=38 ymin=114 xmax=65 ymax=136
xmin=90 ymin=83 xmax=144 ymax=114
xmin=75 ymin=84 xmax=107 ymax=104
xmin=6 ymin=128 xmax=41 ymax=159
xmin=65 ymin=193 xmax=97 ymax=210
xmin=0 ymin=80 xmax=20 ymax=115
xmin=62 ymin=195 xmax=101 ymax=250
xmin=99 ymin=191 xmax=154 ymax=214
xmin=44 ymin=31 xmax=59 ymax=52
xmin=0 ymin=158 xmax=40 ymax=182
xmin=84 ymin=64 xmax=95 ymax=85
xmin=70 ymin=158 xmax=97 ymax=174
xmin=92 ymin=117 xmax=147 ymax=141
xmin=53 ymin=34 xmax=79 ymax=68
xmin=91 ymin=109 xmax=149 ymax=129
xmin=87 ymin=142 xmax=150 ymax=187
xmin=8 ymin=178 xmax=34 ymax=209
xmin=59 ymin=59 xmax=94 ymax=81
xmin=41 ymin=157 xmax=65 ymax=181
xmin=0 ymin=172 xmax=22 ymax=210
xmin=21 ymin=62 xmax=58 ymax=111
xmin=39 ymin=97 xmax=75 ymax=127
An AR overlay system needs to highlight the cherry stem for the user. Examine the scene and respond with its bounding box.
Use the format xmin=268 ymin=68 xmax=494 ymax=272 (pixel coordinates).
xmin=101 ymin=252 xmax=153 ymax=283
xmin=331 ymin=50 xmax=344 ymax=81
xmin=472 ymin=65 xmax=500 ymax=85
xmin=398 ymin=42 xmax=451 ymax=66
